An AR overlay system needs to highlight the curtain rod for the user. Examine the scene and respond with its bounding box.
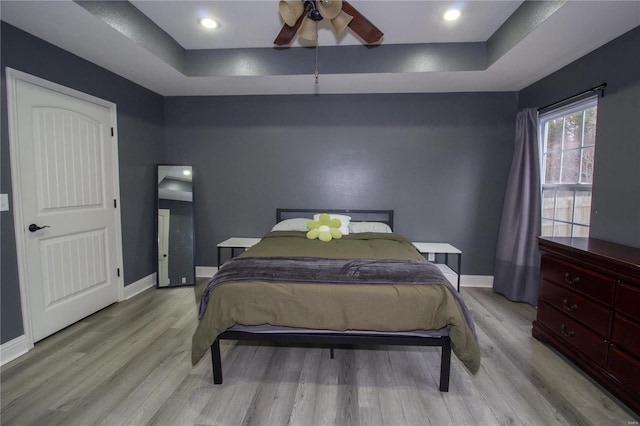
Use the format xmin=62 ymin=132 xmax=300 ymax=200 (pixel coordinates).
xmin=538 ymin=82 xmax=607 ymax=112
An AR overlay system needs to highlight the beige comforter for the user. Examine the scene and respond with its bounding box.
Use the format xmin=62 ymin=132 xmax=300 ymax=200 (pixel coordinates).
xmin=192 ymin=232 xmax=480 ymax=374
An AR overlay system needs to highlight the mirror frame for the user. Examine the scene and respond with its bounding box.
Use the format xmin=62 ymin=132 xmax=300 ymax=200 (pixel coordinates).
xmin=156 ymin=164 xmax=195 ymax=288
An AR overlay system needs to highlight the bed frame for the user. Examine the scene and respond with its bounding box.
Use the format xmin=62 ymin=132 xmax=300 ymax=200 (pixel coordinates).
xmin=209 ymin=208 xmax=452 ymax=391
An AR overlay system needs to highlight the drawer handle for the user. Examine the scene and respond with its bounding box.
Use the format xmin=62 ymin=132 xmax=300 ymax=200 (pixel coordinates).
xmin=560 ymin=324 xmax=575 ymax=338
xmin=562 ymin=298 xmax=578 ymax=312
xmin=564 ymin=272 xmax=580 ymax=285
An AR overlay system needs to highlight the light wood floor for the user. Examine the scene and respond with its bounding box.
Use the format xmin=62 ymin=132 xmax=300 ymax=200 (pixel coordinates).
xmin=2 ymin=283 xmax=638 ymax=425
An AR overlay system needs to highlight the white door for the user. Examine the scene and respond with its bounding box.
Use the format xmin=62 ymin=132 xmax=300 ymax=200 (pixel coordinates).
xmin=158 ymin=208 xmax=170 ymax=287
xmin=10 ymin=75 xmax=121 ymax=342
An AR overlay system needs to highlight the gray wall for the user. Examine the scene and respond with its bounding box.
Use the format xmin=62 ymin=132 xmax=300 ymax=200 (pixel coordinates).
xmin=518 ymin=25 xmax=640 ymax=248
xmin=1 ymin=23 xmax=165 ymax=343
xmin=164 ymin=93 xmax=517 ymax=273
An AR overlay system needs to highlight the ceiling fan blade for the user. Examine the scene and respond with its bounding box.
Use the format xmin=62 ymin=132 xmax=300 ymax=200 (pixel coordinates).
xmin=274 ymin=13 xmax=305 ymax=46
xmin=342 ymin=1 xmax=383 ymax=44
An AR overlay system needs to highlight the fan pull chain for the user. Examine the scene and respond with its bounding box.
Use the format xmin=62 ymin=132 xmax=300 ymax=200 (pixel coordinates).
xmin=315 ymin=43 xmax=319 ymax=84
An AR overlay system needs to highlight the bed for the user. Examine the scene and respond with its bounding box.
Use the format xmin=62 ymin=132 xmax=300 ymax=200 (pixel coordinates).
xmin=192 ymin=209 xmax=480 ymax=391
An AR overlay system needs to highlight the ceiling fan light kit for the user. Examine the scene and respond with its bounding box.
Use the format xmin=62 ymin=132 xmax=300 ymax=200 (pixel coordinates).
xmin=274 ymin=0 xmax=383 ymax=84
xmin=274 ymin=0 xmax=383 ymax=46
xmin=331 ymin=10 xmax=353 ymax=35
xmin=299 ymin=17 xmax=318 ymax=41
xmin=316 ymin=0 xmax=342 ymax=20
xmin=279 ymin=0 xmax=305 ymax=27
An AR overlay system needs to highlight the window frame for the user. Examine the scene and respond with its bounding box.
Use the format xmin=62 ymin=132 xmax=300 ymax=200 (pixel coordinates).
xmin=538 ymin=95 xmax=598 ymax=238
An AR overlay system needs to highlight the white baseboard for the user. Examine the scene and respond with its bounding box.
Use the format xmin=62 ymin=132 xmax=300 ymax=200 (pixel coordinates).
xmin=123 ymin=273 xmax=156 ymax=300
xmin=0 ymin=334 xmax=30 ymax=366
xmin=196 ymin=266 xmax=218 ymax=278
xmin=461 ymin=275 xmax=493 ymax=288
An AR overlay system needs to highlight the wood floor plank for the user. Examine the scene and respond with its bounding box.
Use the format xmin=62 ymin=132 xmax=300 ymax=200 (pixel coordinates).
xmin=202 ymin=344 xmax=274 ymax=425
xmin=100 ymin=342 xmax=194 ymax=425
xmin=240 ymin=346 xmax=305 ymax=426
xmin=287 ymin=347 xmax=325 ymax=425
xmin=146 ymin=374 xmax=213 ymax=426
xmin=353 ymin=348 xmax=386 ymax=426
xmin=309 ymin=346 xmax=340 ymax=426
xmin=2 ymin=285 xmax=638 ymax=425
xmin=369 ymin=349 xmax=409 ymax=425
xmin=334 ymin=348 xmax=359 ymax=426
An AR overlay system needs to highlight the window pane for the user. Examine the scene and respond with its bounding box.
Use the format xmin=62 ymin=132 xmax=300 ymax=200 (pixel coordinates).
xmin=572 ymin=224 xmax=590 ymax=237
xmin=542 ymin=189 xmax=556 ymax=220
xmin=581 ymin=146 xmax=595 ymax=183
xmin=561 ymin=148 xmax=581 ymax=183
xmin=583 ymin=107 xmax=597 ymax=147
xmin=556 ymin=190 xmax=574 ymax=222
xmin=546 ymin=118 xmax=563 ymax=152
xmin=554 ymin=222 xmax=572 ymax=237
xmin=544 ymin=151 xmax=561 ymax=183
xmin=574 ymin=191 xmax=592 ymax=225
xmin=541 ymin=219 xmax=554 ymax=237
xmin=564 ymin=111 xmax=583 ymax=150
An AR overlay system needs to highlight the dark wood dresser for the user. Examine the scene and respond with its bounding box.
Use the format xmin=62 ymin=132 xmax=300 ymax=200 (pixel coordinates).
xmin=533 ymin=237 xmax=640 ymax=415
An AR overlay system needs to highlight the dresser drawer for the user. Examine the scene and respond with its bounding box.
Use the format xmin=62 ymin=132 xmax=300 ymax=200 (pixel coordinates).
xmin=612 ymin=314 xmax=640 ymax=355
xmin=607 ymin=346 xmax=640 ymax=396
xmin=538 ymin=303 xmax=609 ymax=366
xmin=541 ymin=256 xmax=615 ymax=305
xmin=615 ymin=283 xmax=640 ymax=322
xmin=540 ymin=280 xmax=612 ymax=336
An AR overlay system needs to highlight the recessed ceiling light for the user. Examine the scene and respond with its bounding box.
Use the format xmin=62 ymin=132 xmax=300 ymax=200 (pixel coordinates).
xmin=183 ymin=169 xmax=192 ymax=176
xmin=200 ymin=18 xmax=219 ymax=29
xmin=443 ymin=9 xmax=461 ymax=21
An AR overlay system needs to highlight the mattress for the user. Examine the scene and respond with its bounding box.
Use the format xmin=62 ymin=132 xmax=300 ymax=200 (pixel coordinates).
xmin=192 ymin=231 xmax=480 ymax=373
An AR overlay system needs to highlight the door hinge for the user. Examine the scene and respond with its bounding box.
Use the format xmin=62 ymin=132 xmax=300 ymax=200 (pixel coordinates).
xmin=114 ymin=199 xmax=117 ymax=208
xmin=117 ymin=268 xmax=121 ymax=277
xmin=111 ymin=127 xmax=114 ymax=137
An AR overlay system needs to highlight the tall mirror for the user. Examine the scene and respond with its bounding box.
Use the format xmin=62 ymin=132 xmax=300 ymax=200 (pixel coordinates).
xmin=157 ymin=165 xmax=195 ymax=287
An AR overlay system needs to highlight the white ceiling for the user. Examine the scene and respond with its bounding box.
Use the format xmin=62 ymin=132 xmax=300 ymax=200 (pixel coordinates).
xmin=2 ymin=1 xmax=639 ymax=96
xmin=130 ymin=1 xmax=523 ymax=49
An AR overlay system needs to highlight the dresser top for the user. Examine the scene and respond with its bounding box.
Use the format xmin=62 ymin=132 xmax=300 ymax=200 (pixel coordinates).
xmin=538 ymin=237 xmax=640 ymax=272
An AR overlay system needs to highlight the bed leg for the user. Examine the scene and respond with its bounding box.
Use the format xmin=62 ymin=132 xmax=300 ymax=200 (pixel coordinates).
xmin=439 ymin=338 xmax=451 ymax=392
xmin=330 ymin=347 xmax=335 ymax=359
xmin=211 ymin=339 xmax=223 ymax=384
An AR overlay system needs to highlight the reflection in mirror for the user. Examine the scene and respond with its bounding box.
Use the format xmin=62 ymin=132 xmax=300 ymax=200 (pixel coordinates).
xmin=157 ymin=165 xmax=195 ymax=287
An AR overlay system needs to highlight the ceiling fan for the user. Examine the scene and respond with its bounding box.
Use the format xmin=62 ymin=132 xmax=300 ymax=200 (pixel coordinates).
xmin=274 ymin=0 xmax=383 ymax=46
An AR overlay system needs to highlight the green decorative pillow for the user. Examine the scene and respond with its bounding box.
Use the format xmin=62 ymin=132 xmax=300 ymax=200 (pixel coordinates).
xmin=306 ymin=213 xmax=342 ymax=242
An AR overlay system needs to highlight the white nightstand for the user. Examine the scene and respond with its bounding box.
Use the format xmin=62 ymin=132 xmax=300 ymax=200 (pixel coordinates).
xmin=412 ymin=242 xmax=462 ymax=291
xmin=217 ymin=237 xmax=261 ymax=266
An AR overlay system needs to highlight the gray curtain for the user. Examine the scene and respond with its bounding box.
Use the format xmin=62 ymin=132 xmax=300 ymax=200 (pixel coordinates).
xmin=493 ymin=108 xmax=541 ymax=305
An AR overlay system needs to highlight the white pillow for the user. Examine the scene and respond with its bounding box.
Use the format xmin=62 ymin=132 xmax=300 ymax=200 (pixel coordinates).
xmin=313 ymin=213 xmax=351 ymax=235
xmin=271 ymin=218 xmax=310 ymax=232
xmin=349 ymin=221 xmax=392 ymax=233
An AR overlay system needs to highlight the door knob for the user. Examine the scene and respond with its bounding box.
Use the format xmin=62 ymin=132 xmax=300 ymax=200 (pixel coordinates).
xmin=28 ymin=224 xmax=50 ymax=232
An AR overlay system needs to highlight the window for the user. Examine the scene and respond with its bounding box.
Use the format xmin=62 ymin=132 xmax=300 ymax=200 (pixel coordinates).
xmin=539 ymin=96 xmax=598 ymax=237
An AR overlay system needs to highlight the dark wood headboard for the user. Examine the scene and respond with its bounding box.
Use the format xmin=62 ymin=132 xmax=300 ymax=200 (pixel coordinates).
xmin=276 ymin=208 xmax=394 ymax=230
